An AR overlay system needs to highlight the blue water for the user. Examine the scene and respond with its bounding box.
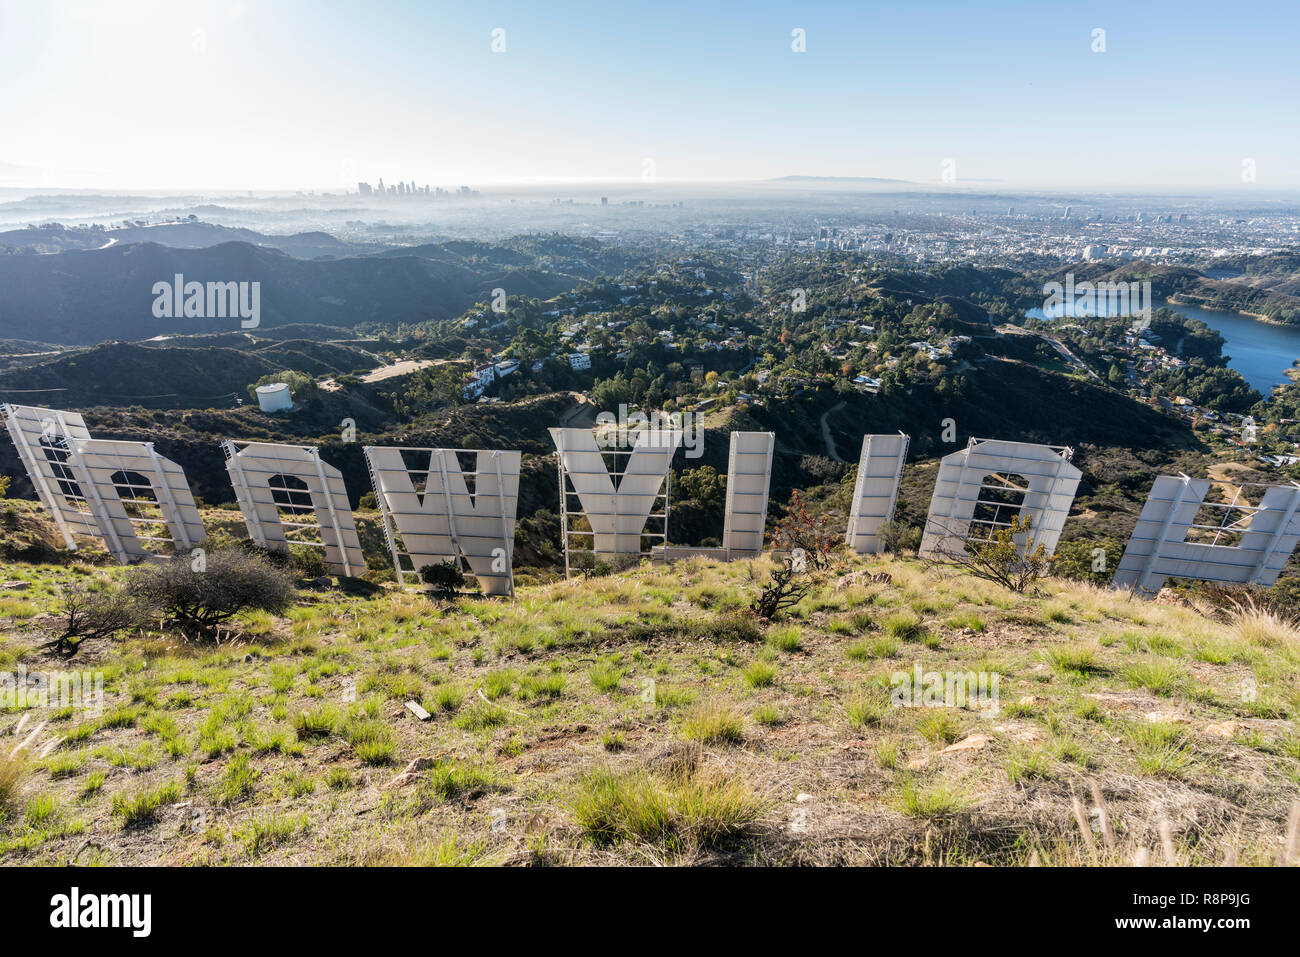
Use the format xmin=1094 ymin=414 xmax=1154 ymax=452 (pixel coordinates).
xmin=1025 ymin=299 xmax=1300 ymax=395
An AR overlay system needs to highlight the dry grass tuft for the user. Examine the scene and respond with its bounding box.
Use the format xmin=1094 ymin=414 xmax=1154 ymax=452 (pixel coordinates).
xmin=567 ymin=765 xmax=767 ymax=855
xmin=0 ymin=751 xmax=29 ymax=815
xmin=1229 ymin=603 xmax=1300 ymax=648
xmin=680 ymin=700 xmax=745 ymax=745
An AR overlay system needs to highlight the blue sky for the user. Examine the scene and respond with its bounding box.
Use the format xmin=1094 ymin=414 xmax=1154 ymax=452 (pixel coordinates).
xmin=0 ymin=0 xmax=1296 ymax=191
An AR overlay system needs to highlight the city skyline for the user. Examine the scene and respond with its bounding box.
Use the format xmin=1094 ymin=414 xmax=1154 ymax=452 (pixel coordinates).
xmin=1 ymin=0 xmax=1297 ymax=192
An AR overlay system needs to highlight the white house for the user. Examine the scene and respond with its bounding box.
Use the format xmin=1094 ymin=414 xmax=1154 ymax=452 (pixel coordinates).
xmin=463 ymin=365 xmax=497 ymax=399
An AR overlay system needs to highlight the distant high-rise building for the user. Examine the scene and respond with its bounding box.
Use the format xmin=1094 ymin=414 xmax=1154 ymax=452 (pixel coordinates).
xmin=1063 ymin=206 xmax=1072 ymax=219
xmin=601 ymin=196 xmax=608 ymax=206
xmin=358 ymin=182 xmax=372 ymax=196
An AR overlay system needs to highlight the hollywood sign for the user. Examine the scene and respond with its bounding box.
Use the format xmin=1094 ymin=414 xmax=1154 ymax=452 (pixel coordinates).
xmin=6 ymin=402 xmax=1300 ymax=600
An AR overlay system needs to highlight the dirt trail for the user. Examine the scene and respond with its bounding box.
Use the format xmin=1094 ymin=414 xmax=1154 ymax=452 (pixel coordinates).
xmin=360 ymin=359 xmax=438 ymax=383
xmin=820 ymin=401 xmax=846 ymax=463
xmin=320 ymin=357 xmax=450 ymax=392
xmin=560 ymin=392 xmax=597 ymax=428
xmin=1207 ymin=461 xmax=1259 ymax=505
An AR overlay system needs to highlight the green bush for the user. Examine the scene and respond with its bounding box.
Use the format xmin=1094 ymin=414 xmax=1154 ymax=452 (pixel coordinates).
xmin=879 ymin=521 xmax=922 ymax=554
xmin=420 ymin=560 xmax=466 ymax=594
xmin=247 ymin=370 xmax=317 ymax=404
xmin=288 ymin=544 xmax=329 ymax=579
xmin=1051 ymin=537 xmax=1123 ymax=586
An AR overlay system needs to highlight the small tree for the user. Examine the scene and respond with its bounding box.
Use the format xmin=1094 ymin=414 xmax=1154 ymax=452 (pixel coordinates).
xmin=935 ymin=515 xmax=1049 ymax=593
xmin=125 ymin=548 xmax=296 ymax=631
xmin=769 ymin=490 xmax=841 ymax=570
xmin=676 ymin=465 xmax=726 ymax=510
xmin=419 ymin=559 xmax=466 ymax=595
xmin=750 ymin=558 xmax=811 ymax=620
xmin=46 ymin=583 xmax=146 ymax=658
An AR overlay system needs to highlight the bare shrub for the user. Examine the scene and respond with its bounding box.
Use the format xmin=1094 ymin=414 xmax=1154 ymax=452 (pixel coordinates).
xmin=751 ymin=558 xmax=811 ymax=620
xmin=929 ymin=515 xmax=1049 ymax=593
xmin=125 ymin=548 xmax=295 ymax=631
xmin=46 ymin=583 xmax=147 ymax=658
xmin=769 ymin=490 xmax=841 ymax=570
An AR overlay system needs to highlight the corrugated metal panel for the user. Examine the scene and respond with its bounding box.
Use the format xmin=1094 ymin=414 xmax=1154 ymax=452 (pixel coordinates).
xmin=75 ymin=439 xmax=206 ymax=560
xmin=846 ymin=433 xmax=910 ymax=554
xmin=222 ymin=440 xmax=365 ymax=577
xmin=550 ymin=427 xmax=680 ymax=556
xmin=919 ymin=437 xmax=1081 ymax=560
xmin=2 ymin=403 xmax=204 ymax=562
xmin=2 ymin=403 xmax=100 ymax=546
xmin=1112 ymin=475 xmax=1300 ymax=596
xmin=365 ymin=446 xmax=521 ymax=597
xmin=722 ymin=431 xmax=775 ymax=558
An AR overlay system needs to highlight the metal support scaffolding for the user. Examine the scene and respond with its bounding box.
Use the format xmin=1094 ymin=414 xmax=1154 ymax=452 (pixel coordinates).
xmin=1113 ymin=476 xmax=1300 ymax=596
xmin=222 ymin=440 xmax=365 ymax=577
xmin=551 ymin=427 xmax=679 ymax=578
xmin=363 ymin=446 xmax=520 ymax=596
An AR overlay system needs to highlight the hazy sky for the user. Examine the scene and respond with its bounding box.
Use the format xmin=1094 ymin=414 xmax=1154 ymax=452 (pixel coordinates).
xmin=1 ymin=0 xmax=1296 ymax=192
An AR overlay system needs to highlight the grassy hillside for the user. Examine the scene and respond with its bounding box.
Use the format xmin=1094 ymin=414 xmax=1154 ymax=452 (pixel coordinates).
xmin=1 ymin=523 xmax=1298 ymax=866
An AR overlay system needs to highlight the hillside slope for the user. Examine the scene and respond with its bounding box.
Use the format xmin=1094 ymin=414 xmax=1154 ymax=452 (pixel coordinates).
xmin=0 ymin=340 xmax=380 ymax=408
xmin=0 ymin=544 xmax=1297 ymax=866
xmin=0 ymin=241 xmax=582 ymax=344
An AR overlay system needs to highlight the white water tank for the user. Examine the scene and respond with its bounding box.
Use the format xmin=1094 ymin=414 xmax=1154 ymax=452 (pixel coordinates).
xmin=255 ymin=382 xmax=293 ymax=412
